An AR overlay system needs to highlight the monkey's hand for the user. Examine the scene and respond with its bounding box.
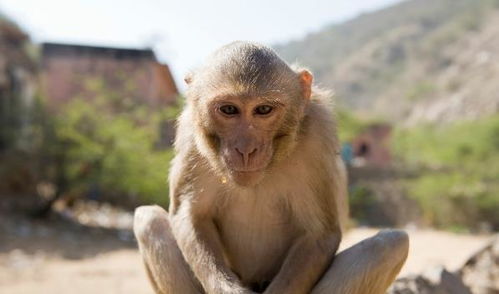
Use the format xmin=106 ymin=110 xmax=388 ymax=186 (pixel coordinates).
xmin=170 ymin=211 xmax=253 ymax=294
xmin=219 ymin=284 xmax=257 ymax=294
xmin=263 ymin=233 xmax=341 ymax=294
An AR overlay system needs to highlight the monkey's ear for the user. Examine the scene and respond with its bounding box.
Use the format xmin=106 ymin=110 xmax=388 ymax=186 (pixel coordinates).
xmin=299 ymin=70 xmax=313 ymax=100
xmin=184 ymin=72 xmax=193 ymax=85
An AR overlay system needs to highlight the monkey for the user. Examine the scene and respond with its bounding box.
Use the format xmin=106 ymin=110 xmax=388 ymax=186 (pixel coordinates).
xmin=134 ymin=41 xmax=409 ymax=294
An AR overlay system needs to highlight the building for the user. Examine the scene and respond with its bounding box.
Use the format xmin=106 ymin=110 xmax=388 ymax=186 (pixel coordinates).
xmin=40 ymin=42 xmax=178 ymax=108
xmin=40 ymin=42 xmax=179 ymax=146
xmin=351 ymin=124 xmax=392 ymax=167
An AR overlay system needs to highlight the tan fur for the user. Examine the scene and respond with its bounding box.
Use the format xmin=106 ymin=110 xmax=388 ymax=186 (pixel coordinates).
xmin=134 ymin=42 xmax=408 ymax=294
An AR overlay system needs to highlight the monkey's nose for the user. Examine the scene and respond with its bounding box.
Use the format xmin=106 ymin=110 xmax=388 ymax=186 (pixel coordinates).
xmin=235 ymin=147 xmax=258 ymax=167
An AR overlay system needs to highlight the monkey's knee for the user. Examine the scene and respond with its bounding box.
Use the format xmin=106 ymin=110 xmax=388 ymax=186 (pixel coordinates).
xmin=133 ymin=205 xmax=170 ymax=244
xmin=376 ymin=230 xmax=409 ymax=255
xmin=370 ymin=229 xmax=409 ymax=266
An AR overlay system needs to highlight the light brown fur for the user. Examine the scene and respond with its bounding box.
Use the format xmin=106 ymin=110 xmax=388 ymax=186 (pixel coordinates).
xmin=134 ymin=41 xmax=408 ymax=294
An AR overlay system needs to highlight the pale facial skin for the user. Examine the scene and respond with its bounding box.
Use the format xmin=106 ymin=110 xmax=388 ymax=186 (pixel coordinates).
xmin=208 ymin=95 xmax=287 ymax=186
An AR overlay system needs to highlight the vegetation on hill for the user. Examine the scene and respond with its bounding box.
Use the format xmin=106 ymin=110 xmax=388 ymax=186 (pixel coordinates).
xmin=336 ymin=109 xmax=369 ymax=142
xmin=392 ymin=116 xmax=499 ymax=230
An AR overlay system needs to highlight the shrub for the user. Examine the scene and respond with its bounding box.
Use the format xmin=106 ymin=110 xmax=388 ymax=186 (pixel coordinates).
xmin=393 ymin=116 xmax=499 ymax=230
xmin=41 ymin=81 xmax=179 ymax=207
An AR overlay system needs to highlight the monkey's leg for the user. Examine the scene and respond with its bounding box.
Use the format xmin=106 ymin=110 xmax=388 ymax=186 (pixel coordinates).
xmin=312 ymin=230 xmax=409 ymax=294
xmin=134 ymin=205 xmax=204 ymax=294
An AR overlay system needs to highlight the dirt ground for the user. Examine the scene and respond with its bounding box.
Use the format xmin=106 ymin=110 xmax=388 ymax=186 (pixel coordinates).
xmin=0 ymin=211 xmax=494 ymax=294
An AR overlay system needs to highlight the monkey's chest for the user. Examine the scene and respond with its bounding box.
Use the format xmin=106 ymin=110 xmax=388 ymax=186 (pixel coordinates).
xmin=216 ymin=199 xmax=296 ymax=284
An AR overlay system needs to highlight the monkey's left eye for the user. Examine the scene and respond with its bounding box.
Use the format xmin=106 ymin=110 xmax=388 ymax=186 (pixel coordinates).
xmin=254 ymin=105 xmax=273 ymax=115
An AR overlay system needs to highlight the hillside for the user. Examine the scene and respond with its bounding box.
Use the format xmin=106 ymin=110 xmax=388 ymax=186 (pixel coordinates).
xmin=275 ymin=0 xmax=499 ymax=124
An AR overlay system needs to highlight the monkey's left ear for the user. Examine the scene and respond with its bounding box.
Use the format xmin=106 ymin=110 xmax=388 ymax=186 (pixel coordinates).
xmin=299 ymin=70 xmax=313 ymax=100
xmin=184 ymin=72 xmax=193 ymax=85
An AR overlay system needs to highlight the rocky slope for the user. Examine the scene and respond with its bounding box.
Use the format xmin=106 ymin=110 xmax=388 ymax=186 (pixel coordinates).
xmin=275 ymin=0 xmax=499 ymax=125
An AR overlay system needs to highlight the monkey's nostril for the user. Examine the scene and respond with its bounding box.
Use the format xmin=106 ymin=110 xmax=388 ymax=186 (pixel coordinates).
xmin=235 ymin=147 xmax=257 ymax=156
xmin=235 ymin=147 xmax=258 ymax=167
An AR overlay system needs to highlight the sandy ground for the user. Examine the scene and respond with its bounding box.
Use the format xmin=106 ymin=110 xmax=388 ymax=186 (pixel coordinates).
xmin=340 ymin=228 xmax=493 ymax=276
xmin=0 ymin=213 xmax=494 ymax=294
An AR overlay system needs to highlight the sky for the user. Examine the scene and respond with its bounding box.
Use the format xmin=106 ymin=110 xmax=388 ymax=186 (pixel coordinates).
xmin=0 ymin=0 xmax=403 ymax=87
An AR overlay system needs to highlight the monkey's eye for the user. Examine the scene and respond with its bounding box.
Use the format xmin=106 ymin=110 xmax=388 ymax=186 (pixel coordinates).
xmin=254 ymin=105 xmax=273 ymax=115
xmin=219 ymin=105 xmax=239 ymax=116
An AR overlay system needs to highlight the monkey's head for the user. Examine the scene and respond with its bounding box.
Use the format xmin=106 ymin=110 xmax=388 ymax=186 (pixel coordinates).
xmin=185 ymin=41 xmax=313 ymax=187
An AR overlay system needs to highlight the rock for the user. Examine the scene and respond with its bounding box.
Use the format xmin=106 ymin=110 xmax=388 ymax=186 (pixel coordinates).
xmin=388 ymin=266 xmax=472 ymax=294
xmin=459 ymin=236 xmax=499 ymax=294
xmin=389 ymin=236 xmax=499 ymax=294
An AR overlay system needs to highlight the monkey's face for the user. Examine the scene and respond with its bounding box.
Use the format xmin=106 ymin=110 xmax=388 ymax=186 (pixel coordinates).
xmin=186 ymin=43 xmax=314 ymax=187
xmin=206 ymin=95 xmax=288 ymax=186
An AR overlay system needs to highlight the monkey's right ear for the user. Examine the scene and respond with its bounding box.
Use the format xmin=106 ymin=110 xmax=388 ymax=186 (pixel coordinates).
xmin=298 ymin=70 xmax=313 ymax=100
xmin=184 ymin=72 xmax=193 ymax=85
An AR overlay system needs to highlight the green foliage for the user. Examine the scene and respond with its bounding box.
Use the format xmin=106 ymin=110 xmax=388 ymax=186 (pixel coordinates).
xmin=55 ymin=98 xmax=173 ymax=205
xmin=349 ymin=186 xmax=377 ymax=224
xmin=336 ymin=110 xmax=368 ymax=142
xmin=406 ymin=81 xmax=435 ymax=101
xmin=162 ymin=97 xmax=185 ymax=120
xmin=393 ymin=116 xmax=499 ymax=230
xmin=40 ymin=78 xmax=181 ymax=207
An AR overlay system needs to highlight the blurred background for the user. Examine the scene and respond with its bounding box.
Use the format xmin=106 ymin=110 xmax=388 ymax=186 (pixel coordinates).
xmin=0 ymin=0 xmax=498 ymax=293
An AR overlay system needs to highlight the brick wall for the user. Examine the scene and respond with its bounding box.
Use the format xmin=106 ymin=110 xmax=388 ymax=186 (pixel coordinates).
xmin=40 ymin=43 xmax=178 ymax=109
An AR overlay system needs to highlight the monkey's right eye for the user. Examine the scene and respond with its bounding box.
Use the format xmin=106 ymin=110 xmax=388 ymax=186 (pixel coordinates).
xmin=219 ymin=105 xmax=239 ymax=116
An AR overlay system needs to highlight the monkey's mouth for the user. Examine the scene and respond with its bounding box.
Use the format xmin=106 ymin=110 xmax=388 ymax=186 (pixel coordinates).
xmin=231 ymin=167 xmax=265 ymax=173
xmin=221 ymin=146 xmax=273 ymax=175
xmin=223 ymin=155 xmax=270 ymax=173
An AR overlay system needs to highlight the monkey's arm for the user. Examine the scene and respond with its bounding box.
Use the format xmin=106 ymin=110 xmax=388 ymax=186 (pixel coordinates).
xmin=264 ymin=233 xmax=341 ymax=294
xmin=168 ymin=150 xmax=252 ymax=293
xmin=170 ymin=205 xmax=253 ymax=294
